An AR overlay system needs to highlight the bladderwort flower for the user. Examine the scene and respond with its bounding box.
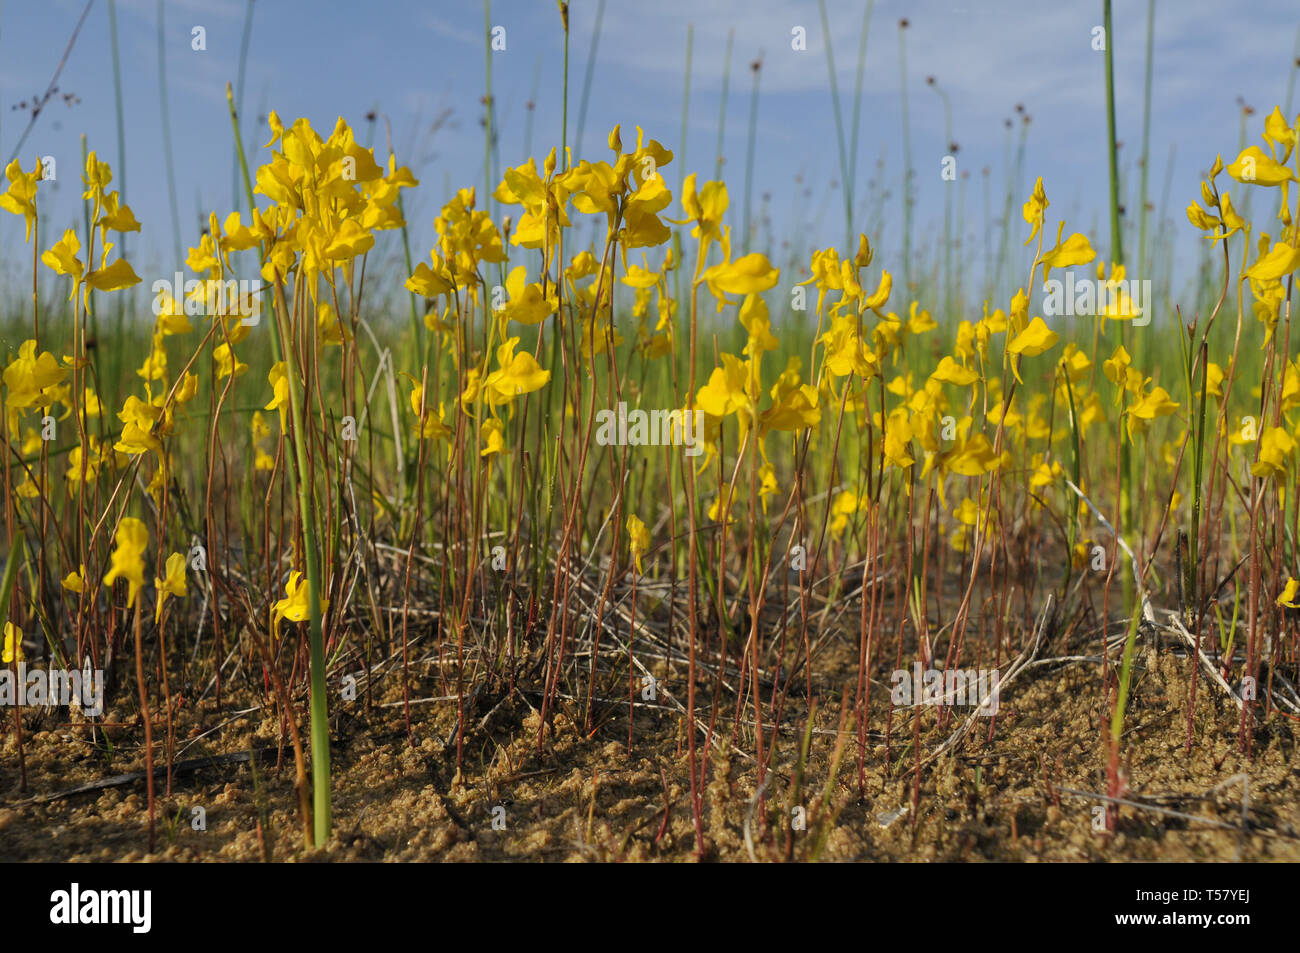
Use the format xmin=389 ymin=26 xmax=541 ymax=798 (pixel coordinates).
xmin=61 ymin=566 xmax=87 ymax=594
xmin=1250 ymin=426 xmax=1296 ymax=481
xmin=2 ymin=621 xmax=23 ymax=663
xmin=3 ymin=340 xmax=66 ymax=409
xmin=0 ymin=157 xmax=41 ymax=241
xmin=103 ymin=517 xmax=149 ymax=608
xmin=626 ymin=514 xmax=650 ymax=574
xmin=154 ymin=553 xmax=187 ymax=624
xmin=273 ymin=571 xmax=328 ymax=640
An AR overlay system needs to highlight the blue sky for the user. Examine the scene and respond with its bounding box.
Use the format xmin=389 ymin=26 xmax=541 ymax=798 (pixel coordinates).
xmin=1 ymin=0 xmax=1299 ymax=308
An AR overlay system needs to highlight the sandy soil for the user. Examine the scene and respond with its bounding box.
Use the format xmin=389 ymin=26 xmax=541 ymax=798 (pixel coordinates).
xmin=3 ymin=622 xmax=1297 ymax=862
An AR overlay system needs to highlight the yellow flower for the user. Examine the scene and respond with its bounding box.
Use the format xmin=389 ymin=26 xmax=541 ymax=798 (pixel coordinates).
xmin=674 ymin=173 xmax=728 ymax=246
xmin=251 ymin=409 xmax=276 ymax=470
xmin=3 ymin=339 xmax=67 ymax=408
xmin=1186 ymin=200 xmax=1219 ymax=232
xmin=1277 ymin=577 xmax=1300 ymax=609
xmin=1251 ymin=426 xmax=1296 ymax=480
xmin=1124 ymin=384 xmax=1179 ymax=442
xmin=1225 ymin=145 xmax=1295 ymax=186
xmin=1103 ymin=345 xmax=1141 ymax=395
xmin=82 ymin=150 xmax=112 ymax=199
xmin=946 ymin=433 xmax=1000 ymax=477
xmin=622 ymin=265 xmax=659 ymax=294
xmin=861 ymin=270 xmax=892 ymax=311
xmin=930 ymin=355 xmax=979 ymax=387
xmin=154 ymin=552 xmax=187 ymax=623
xmin=481 ymin=338 xmax=551 ymax=407
xmin=760 ymin=384 xmax=821 ymax=436
xmin=798 ymin=247 xmax=844 ymax=315
xmin=103 ymin=517 xmax=149 ymax=607
xmin=697 ymin=353 xmax=752 ymax=419
xmin=738 ymin=294 xmax=779 ymax=356
xmin=480 ymin=417 xmax=505 ymax=457
xmin=317 ymin=302 xmax=346 ymax=346
xmin=400 ymin=374 xmax=452 ymax=442
xmin=136 ymin=333 xmax=167 ymax=382
xmin=1263 ymin=105 xmax=1297 ymax=159
xmin=114 ymin=396 xmax=163 ymax=455
xmin=905 ymin=302 xmax=936 ymax=335
xmin=15 ymin=472 xmax=43 ymax=499
xmin=702 ymin=251 xmax=779 ymax=304
xmin=626 ymin=514 xmax=650 ymax=574
xmin=0 ymin=157 xmax=41 ymax=241
xmin=621 ymin=174 xmax=673 ymax=249
xmin=499 ymin=265 xmax=558 ymax=325
xmin=86 ymin=257 xmax=141 ymax=293
xmin=757 ymin=461 xmax=779 ymax=513
xmin=62 ymin=565 xmax=87 ymax=593
xmin=221 ymin=210 xmax=266 ymax=250
xmin=1007 ymin=317 xmax=1059 ymax=383
xmin=1037 ymin=228 xmax=1095 ymax=282
xmin=954 ymin=497 xmax=981 ymax=527
xmin=406 ymin=254 xmax=456 ymax=299
xmin=97 ymin=193 xmax=142 ymax=233
xmin=1244 ymin=242 xmax=1300 ymax=282
xmin=175 ymin=372 xmax=199 ymax=404
xmin=1022 ymin=176 xmax=1048 ymax=246
xmin=266 ymin=362 xmax=290 ymax=422
xmin=323 ymin=219 xmax=375 ymax=260
xmin=1127 ymin=384 xmax=1179 ymax=421
xmin=80 ymin=387 xmax=103 ymax=416
xmin=496 ymin=151 xmax=572 ymax=250
xmin=213 ymin=342 xmax=246 ymax=379
xmin=272 ymin=571 xmax=324 ymax=638
xmin=1058 ymin=344 xmax=1091 ymax=383
xmin=1029 ymin=457 xmax=1062 ymax=489
xmin=40 ymin=229 xmax=85 ymax=297
xmin=830 ymin=488 xmax=864 ymax=535
xmin=819 ymin=313 xmax=876 ymax=378
xmin=2 ymin=621 xmax=23 ymax=663
xmin=1215 ymin=192 xmax=1245 ymax=242
xmin=853 ymin=233 xmax=873 ymax=269
xmin=1008 ymin=317 xmax=1059 ymax=357
xmin=882 ymin=413 xmax=914 ymax=470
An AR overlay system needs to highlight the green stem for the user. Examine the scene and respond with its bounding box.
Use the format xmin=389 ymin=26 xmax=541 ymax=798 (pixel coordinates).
xmin=573 ymin=0 xmax=606 ymax=159
xmin=157 ymin=0 xmax=183 ymax=265
xmin=817 ymin=0 xmax=852 ymax=252
xmin=560 ymin=2 xmax=570 ymax=169
xmin=715 ymin=29 xmax=733 ymax=182
xmin=898 ymin=21 xmax=913 ymax=295
xmin=483 ymin=0 xmax=496 ymax=222
xmin=1135 ymin=0 xmax=1154 ymax=279
xmin=742 ymin=57 xmax=761 ymax=255
xmin=224 ymin=86 xmax=323 ymax=841
xmin=678 ymin=23 xmax=693 ymax=198
xmin=273 ymin=276 xmax=331 ymax=846
xmin=232 ymin=0 xmax=256 ymax=215
xmin=1103 ymin=0 xmax=1124 ymax=268
xmin=846 ymin=1 xmax=875 ymax=228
